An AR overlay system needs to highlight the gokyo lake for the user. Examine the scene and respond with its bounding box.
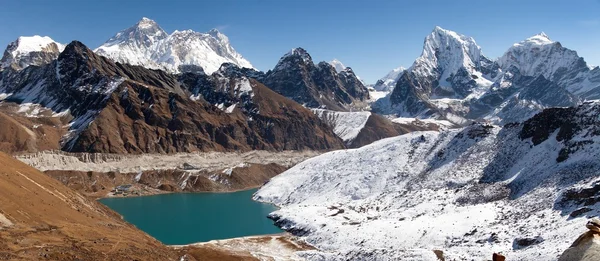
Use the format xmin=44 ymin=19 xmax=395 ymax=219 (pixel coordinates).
xmin=99 ymin=188 xmax=281 ymax=245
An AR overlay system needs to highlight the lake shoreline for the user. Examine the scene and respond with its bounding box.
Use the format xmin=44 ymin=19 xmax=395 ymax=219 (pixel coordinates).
xmin=99 ymin=188 xmax=283 ymax=245
xmin=95 ymin=184 xmax=268 ymax=200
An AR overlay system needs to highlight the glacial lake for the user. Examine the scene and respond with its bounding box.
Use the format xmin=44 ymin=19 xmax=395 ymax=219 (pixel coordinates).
xmin=99 ymin=188 xmax=281 ymax=245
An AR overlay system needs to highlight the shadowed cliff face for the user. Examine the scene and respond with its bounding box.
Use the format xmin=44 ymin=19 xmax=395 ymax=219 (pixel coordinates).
xmin=260 ymin=48 xmax=369 ymax=111
xmin=0 ymin=41 xmax=345 ymax=154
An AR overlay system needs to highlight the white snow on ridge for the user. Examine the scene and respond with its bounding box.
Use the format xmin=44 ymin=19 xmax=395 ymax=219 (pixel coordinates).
xmin=329 ymin=59 xmax=346 ymax=73
xmin=413 ymin=26 xmax=489 ymax=85
xmin=372 ymin=66 xmax=405 ymax=92
xmin=312 ymin=109 xmax=371 ymax=143
xmin=94 ymin=18 xmax=253 ymax=74
xmin=1 ymin=36 xmax=65 ymax=70
xmin=256 ymin=116 xmax=600 ymax=260
xmin=8 ymin=36 xmax=64 ymax=57
xmin=367 ymin=90 xmax=389 ymax=102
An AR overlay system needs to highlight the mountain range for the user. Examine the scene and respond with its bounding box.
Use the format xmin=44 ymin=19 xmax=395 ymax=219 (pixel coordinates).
xmin=94 ymin=17 xmax=253 ymax=74
xmin=0 ymin=18 xmax=400 ymax=154
xmin=373 ymin=26 xmax=600 ymax=125
xmin=0 ymin=40 xmax=346 ymax=153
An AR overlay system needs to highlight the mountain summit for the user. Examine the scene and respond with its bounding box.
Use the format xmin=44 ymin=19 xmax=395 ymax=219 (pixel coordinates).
xmin=262 ymin=47 xmax=369 ymax=111
xmin=0 ymin=35 xmax=64 ymax=71
xmin=95 ymin=17 xmax=253 ymax=74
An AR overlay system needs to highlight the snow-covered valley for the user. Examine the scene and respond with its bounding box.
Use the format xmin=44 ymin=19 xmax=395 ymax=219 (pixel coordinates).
xmin=255 ymin=102 xmax=600 ymax=260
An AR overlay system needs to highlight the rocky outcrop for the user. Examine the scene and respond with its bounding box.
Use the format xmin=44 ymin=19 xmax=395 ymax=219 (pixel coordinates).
xmin=558 ymin=218 xmax=600 ymax=261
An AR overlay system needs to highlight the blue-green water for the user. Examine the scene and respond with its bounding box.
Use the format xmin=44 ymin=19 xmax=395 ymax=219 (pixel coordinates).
xmin=99 ymin=189 xmax=281 ymax=245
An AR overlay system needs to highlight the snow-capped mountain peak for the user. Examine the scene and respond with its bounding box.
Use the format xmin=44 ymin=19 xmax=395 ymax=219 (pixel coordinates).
xmin=104 ymin=17 xmax=168 ymax=47
xmin=496 ymin=31 xmax=600 ymax=95
xmin=207 ymin=28 xmax=228 ymax=43
xmin=415 ymin=26 xmax=486 ymax=79
xmin=94 ymin=17 xmax=253 ymax=74
xmin=137 ymin=17 xmax=160 ymax=29
xmin=10 ymin=36 xmax=63 ymax=55
xmin=372 ymin=66 xmax=406 ymax=91
xmin=329 ymin=58 xmax=346 ymax=73
xmin=521 ymin=32 xmax=554 ymax=46
xmin=1 ymin=35 xmax=64 ymax=71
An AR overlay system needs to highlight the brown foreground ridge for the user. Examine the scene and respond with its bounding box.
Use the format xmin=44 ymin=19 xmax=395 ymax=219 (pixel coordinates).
xmin=0 ymin=152 xmax=178 ymax=260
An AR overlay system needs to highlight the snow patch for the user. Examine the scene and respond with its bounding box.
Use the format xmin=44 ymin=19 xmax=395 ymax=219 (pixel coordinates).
xmin=312 ymin=109 xmax=371 ymax=143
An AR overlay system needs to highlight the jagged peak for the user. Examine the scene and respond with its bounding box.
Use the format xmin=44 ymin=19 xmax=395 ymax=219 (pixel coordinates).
xmin=136 ymin=17 xmax=160 ymax=29
xmin=276 ymin=47 xmax=313 ymax=67
xmin=429 ymin=26 xmax=478 ymax=46
xmin=413 ymin=26 xmax=485 ymax=78
xmin=285 ymin=47 xmax=310 ymax=58
xmin=60 ymin=41 xmax=93 ymax=56
xmin=100 ymin=17 xmax=168 ymax=47
xmin=171 ymin=29 xmax=198 ymax=36
xmin=208 ymin=28 xmax=229 ymax=43
xmin=422 ymin=26 xmax=482 ymax=57
xmin=519 ymin=32 xmax=555 ymax=46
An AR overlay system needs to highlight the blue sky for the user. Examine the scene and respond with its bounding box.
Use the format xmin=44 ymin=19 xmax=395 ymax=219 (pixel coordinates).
xmin=1 ymin=0 xmax=599 ymax=83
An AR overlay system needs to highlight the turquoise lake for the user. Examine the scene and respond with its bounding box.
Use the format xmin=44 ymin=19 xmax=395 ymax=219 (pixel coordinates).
xmin=99 ymin=188 xmax=282 ymax=245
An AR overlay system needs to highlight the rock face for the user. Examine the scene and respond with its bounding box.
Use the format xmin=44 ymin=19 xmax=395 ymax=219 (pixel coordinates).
xmin=375 ymin=27 xmax=594 ymax=125
xmin=260 ymin=48 xmax=370 ymax=111
xmin=0 ymin=41 xmax=344 ymax=153
xmin=558 ymin=218 xmax=600 ymax=261
xmin=94 ymin=17 xmax=253 ymax=74
xmin=0 ymin=35 xmax=64 ymax=71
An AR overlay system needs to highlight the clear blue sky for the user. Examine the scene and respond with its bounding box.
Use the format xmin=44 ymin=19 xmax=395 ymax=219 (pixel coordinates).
xmin=1 ymin=0 xmax=599 ymax=83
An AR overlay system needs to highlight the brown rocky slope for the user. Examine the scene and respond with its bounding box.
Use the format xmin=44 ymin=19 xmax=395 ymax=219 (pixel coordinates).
xmin=0 ymin=152 xmax=177 ymax=260
xmin=349 ymin=113 xmax=439 ymax=148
